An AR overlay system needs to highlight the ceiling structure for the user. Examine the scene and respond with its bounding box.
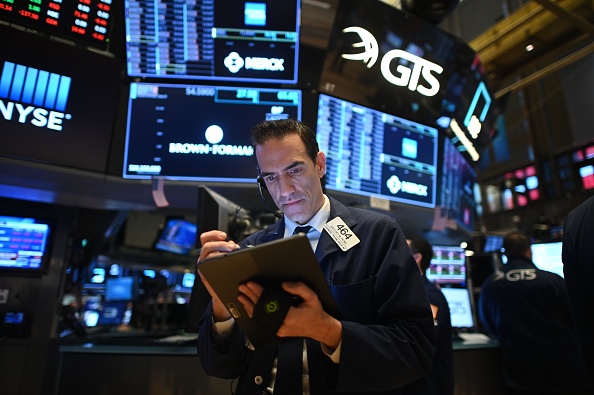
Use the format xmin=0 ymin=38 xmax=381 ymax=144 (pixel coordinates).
xmin=467 ymin=0 xmax=594 ymax=99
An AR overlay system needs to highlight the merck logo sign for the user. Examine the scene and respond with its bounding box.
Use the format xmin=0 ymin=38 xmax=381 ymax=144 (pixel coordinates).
xmin=0 ymin=61 xmax=72 ymax=131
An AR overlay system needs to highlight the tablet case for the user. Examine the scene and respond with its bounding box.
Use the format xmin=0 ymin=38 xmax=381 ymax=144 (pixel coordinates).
xmin=198 ymin=234 xmax=340 ymax=348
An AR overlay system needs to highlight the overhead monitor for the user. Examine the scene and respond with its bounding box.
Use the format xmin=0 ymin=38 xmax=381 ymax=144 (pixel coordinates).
xmin=124 ymin=0 xmax=300 ymax=84
xmin=123 ymin=82 xmax=302 ymax=182
xmin=439 ymin=135 xmax=477 ymax=234
xmin=318 ymin=0 xmax=499 ymax=163
xmin=0 ymin=25 xmax=124 ymax=173
xmin=316 ymin=93 xmax=438 ymax=208
xmin=0 ymin=0 xmax=119 ymax=50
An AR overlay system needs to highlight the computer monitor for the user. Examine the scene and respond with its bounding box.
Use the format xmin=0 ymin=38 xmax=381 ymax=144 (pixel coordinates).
xmin=154 ymin=218 xmax=197 ymax=255
xmin=441 ymin=287 xmax=476 ymax=331
xmin=531 ymin=241 xmax=564 ymax=278
xmin=0 ymin=215 xmax=52 ymax=275
xmin=97 ymin=301 xmax=128 ymax=326
xmin=426 ymin=245 xmax=466 ymax=285
xmin=483 ymin=235 xmax=504 ymax=253
xmin=104 ymin=277 xmax=136 ymax=302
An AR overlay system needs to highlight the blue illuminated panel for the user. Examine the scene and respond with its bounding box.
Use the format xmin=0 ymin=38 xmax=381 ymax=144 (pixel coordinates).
xmin=316 ymin=94 xmax=438 ymax=208
xmin=0 ymin=62 xmax=71 ymax=112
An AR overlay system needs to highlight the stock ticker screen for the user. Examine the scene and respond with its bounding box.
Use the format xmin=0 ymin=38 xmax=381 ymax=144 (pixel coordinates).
xmin=0 ymin=0 xmax=116 ymax=50
xmin=316 ymin=94 xmax=438 ymax=208
xmin=122 ymin=82 xmax=302 ymax=182
xmin=125 ymin=0 xmax=300 ymax=83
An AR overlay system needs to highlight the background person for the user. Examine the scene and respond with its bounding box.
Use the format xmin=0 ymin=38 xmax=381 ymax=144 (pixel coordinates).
xmin=478 ymin=231 xmax=591 ymax=395
xmin=196 ymin=119 xmax=436 ymax=395
xmin=401 ymin=236 xmax=454 ymax=395
xmin=562 ymin=195 xmax=594 ymax=387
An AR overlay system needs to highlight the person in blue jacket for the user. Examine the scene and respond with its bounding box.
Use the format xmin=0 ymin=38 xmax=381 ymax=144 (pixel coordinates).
xmin=562 ymin=195 xmax=594 ymax=388
xmin=401 ymin=236 xmax=454 ymax=395
xmin=196 ymin=119 xmax=436 ymax=395
xmin=478 ymin=231 xmax=591 ymax=395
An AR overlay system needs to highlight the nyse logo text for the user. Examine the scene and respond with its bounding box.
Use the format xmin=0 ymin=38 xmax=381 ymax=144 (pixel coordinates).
xmin=0 ymin=101 xmax=70 ymax=131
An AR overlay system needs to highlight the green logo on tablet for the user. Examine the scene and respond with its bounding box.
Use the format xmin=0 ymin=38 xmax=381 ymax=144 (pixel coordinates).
xmin=265 ymin=300 xmax=280 ymax=313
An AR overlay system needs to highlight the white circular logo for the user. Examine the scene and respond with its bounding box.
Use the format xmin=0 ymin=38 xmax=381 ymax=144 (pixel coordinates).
xmin=205 ymin=125 xmax=224 ymax=144
xmin=386 ymin=175 xmax=402 ymax=194
xmin=224 ymin=52 xmax=244 ymax=73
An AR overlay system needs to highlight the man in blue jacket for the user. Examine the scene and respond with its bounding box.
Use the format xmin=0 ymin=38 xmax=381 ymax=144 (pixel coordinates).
xmin=479 ymin=231 xmax=591 ymax=395
xmin=196 ymin=119 xmax=436 ymax=395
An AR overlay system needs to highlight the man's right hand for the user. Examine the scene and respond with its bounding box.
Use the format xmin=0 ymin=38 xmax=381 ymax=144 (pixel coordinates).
xmin=197 ymin=230 xmax=240 ymax=322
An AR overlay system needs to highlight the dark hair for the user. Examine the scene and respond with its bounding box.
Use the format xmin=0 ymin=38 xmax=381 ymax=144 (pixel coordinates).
xmin=408 ymin=236 xmax=434 ymax=273
xmin=250 ymin=119 xmax=319 ymax=164
xmin=503 ymin=231 xmax=531 ymax=258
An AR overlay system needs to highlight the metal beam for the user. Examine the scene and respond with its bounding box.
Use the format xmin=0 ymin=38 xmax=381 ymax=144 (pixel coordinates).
xmin=495 ymin=41 xmax=594 ymax=98
xmin=532 ymin=0 xmax=594 ymax=35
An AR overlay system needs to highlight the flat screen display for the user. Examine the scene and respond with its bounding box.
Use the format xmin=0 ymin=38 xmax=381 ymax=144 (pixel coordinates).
xmin=104 ymin=277 xmax=135 ymax=301
xmin=0 ymin=25 xmax=124 ymax=173
xmin=319 ymin=0 xmax=498 ymax=163
xmin=125 ymin=0 xmax=300 ymax=84
xmin=439 ymin=135 xmax=476 ymax=233
xmin=483 ymin=235 xmax=504 ymax=253
xmin=316 ymin=93 xmax=437 ymax=208
xmin=97 ymin=301 xmax=128 ymax=326
xmin=154 ymin=218 xmax=197 ymax=255
xmin=426 ymin=245 xmax=466 ymax=285
xmin=0 ymin=215 xmax=51 ymax=274
xmin=441 ymin=287 xmax=475 ymax=329
xmin=531 ymin=241 xmax=564 ymax=278
xmin=0 ymin=0 xmax=118 ymax=50
xmin=123 ymin=82 xmax=301 ymax=182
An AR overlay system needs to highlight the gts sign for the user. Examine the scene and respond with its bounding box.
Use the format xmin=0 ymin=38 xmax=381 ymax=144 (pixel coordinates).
xmin=340 ymin=27 xmax=443 ymax=97
xmin=0 ymin=62 xmax=72 ymax=131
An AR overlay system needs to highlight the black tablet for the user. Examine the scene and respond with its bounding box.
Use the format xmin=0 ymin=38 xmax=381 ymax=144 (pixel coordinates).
xmin=198 ymin=234 xmax=339 ymax=347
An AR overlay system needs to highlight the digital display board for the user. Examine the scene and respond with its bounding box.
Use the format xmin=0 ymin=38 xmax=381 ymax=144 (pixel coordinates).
xmin=123 ymin=82 xmax=302 ymax=182
xmin=125 ymin=0 xmax=300 ymax=84
xmin=0 ymin=0 xmax=117 ymax=50
xmin=316 ymin=93 xmax=437 ymax=208
xmin=439 ymin=135 xmax=477 ymax=233
xmin=0 ymin=25 xmax=124 ymax=173
xmin=319 ymin=0 xmax=498 ymax=163
xmin=0 ymin=215 xmax=52 ymax=275
xmin=426 ymin=245 xmax=467 ymax=285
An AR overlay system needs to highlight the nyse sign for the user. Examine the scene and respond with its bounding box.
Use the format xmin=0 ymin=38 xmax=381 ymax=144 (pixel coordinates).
xmin=341 ymin=27 xmax=443 ymax=97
